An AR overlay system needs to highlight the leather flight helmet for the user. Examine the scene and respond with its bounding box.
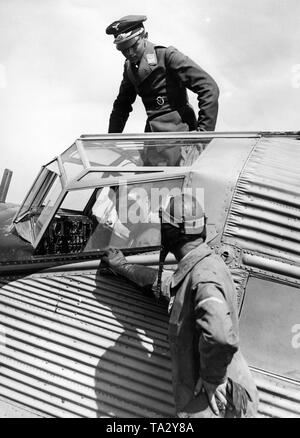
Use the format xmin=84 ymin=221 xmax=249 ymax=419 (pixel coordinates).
xmin=161 ymin=192 xmax=205 ymax=235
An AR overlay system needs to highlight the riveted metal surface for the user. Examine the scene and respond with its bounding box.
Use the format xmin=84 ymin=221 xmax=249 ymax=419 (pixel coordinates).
xmin=223 ymin=137 xmax=300 ymax=277
xmin=229 ymin=269 xmax=249 ymax=310
xmin=0 ymin=270 xmax=175 ymax=418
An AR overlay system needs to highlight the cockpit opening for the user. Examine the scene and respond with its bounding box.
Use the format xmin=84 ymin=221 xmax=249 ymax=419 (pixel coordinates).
xmin=35 ymin=177 xmax=184 ymax=256
xmin=13 ymin=136 xmax=208 ymax=249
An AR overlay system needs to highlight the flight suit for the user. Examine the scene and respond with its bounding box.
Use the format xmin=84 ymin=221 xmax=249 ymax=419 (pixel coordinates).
xmin=162 ymin=243 xmax=258 ymax=417
xmin=102 ymin=244 xmax=258 ymax=418
xmin=108 ymin=41 xmax=219 ymax=133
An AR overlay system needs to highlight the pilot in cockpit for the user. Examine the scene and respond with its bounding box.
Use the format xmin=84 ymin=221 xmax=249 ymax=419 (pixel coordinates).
xmin=92 ymin=186 xmax=130 ymax=240
xmin=86 ymin=184 xmax=160 ymax=251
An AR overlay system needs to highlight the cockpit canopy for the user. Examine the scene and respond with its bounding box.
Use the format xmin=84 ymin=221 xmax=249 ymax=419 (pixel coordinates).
xmin=13 ymin=134 xmax=208 ymax=255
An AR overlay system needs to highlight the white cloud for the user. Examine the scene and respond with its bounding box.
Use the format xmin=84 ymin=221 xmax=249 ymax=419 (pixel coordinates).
xmin=1 ymin=0 xmax=300 ymax=203
xmin=291 ymin=64 xmax=300 ymax=89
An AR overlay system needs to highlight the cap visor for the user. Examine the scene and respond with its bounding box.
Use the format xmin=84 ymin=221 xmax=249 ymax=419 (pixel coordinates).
xmin=115 ymin=36 xmax=139 ymax=50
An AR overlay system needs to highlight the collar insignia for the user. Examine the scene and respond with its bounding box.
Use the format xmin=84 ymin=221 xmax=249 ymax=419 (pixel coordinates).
xmin=146 ymin=53 xmax=157 ymax=65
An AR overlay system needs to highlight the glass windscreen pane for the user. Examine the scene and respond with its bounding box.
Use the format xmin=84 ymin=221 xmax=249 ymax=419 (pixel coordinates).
xmin=59 ymin=188 xmax=94 ymax=213
xmin=37 ymin=177 xmax=183 ymax=255
xmin=61 ymin=143 xmax=84 ymax=180
xmin=31 ymin=161 xmax=62 ymax=238
xmin=16 ymin=168 xmax=48 ymax=219
xmin=81 ymin=139 xmax=207 ymax=167
xmin=14 ymin=161 xmax=62 ymax=243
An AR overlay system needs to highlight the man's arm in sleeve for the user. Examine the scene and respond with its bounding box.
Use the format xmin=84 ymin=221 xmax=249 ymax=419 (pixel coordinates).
xmin=108 ymin=65 xmax=137 ymax=133
xmin=193 ymin=281 xmax=239 ymax=385
xmin=101 ymin=248 xmax=172 ymax=301
xmin=166 ymin=46 xmax=219 ymax=131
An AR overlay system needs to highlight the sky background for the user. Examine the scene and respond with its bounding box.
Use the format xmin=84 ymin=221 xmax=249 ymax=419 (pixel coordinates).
xmin=0 ymin=0 xmax=299 ymax=203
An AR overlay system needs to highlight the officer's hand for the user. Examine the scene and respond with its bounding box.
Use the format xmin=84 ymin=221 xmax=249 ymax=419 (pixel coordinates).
xmin=101 ymin=248 xmax=127 ymax=270
xmin=194 ymin=377 xmax=228 ymax=416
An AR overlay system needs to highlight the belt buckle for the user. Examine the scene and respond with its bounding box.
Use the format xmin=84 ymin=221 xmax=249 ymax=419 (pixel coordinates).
xmin=156 ymin=96 xmax=165 ymax=106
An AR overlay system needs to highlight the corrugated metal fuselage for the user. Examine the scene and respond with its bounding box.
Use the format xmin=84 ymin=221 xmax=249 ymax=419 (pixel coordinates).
xmin=1 ymin=134 xmax=300 ymax=417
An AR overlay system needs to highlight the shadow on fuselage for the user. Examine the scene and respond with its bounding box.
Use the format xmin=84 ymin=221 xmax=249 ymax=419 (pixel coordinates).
xmin=91 ymin=267 xmax=175 ymax=418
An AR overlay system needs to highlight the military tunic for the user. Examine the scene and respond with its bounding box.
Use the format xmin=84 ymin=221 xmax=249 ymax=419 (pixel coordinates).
xmin=159 ymin=243 xmax=258 ymax=417
xmin=108 ymin=41 xmax=219 ymax=133
xmin=102 ymin=242 xmax=258 ymax=417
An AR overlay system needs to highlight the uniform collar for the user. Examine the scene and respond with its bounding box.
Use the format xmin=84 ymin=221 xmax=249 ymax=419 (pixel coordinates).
xmin=171 ymin=243 xmax=212 ymax=288
xmin=127 ymin=41 xmax=157 ymax=85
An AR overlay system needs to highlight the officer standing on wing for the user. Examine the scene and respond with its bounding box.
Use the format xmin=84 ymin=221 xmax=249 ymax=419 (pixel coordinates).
xmin=102 ymin=193 xmax=258 ymax=418
xmin=106 ymin=15 xmax=219 ymax=133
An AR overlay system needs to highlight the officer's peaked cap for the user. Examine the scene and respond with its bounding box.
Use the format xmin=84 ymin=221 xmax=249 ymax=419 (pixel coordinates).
xmin=106 ymin=15 xmax=147 ymax=50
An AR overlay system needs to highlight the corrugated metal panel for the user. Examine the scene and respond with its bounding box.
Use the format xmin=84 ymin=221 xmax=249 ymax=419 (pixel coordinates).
xmin=0 ymin=270 xmax=175 ymax=418
xmin=223 ymin=138 xmax=300 ymax=268
xmin=251 ymin=370 xmax=300 ymax=418
xmin=1 ymin=267 xmax=299 ymax=418
xmin=0 ymin=396 xmax=43 ymax=418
